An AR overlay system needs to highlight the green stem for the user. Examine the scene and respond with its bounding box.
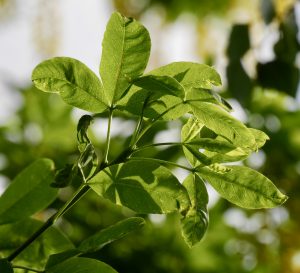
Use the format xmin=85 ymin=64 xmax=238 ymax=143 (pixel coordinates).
xmin=104 ymin=108 xmax=113 ymax=164
xmin=127 ymin=157 xmax=193 ymax=172
xmin=131 ymin=101 xmax=183 ymax=147
xmin=129 ymin=95 xmax=150 ymax=147
xmin=12 ymin=265 xmax=43 ymax=273
xmin=132 ymin=142 xmax=183 ymax=153
xmin=7 ymin=184 xmax=90 ymax=262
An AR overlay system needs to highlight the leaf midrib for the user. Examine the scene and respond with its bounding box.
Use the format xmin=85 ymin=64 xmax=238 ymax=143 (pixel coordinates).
xmin=33 ymin=77 xmax=106 ymax=106
xmin=111 ymin=17 xmax=126 ymax=104
xmin=201 ymin=167 xmax=283 ymax=205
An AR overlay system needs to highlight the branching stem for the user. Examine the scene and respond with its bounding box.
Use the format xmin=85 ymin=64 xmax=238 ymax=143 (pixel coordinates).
xmin=132 ymin=142 xmax=183 ymax=153
xmin=127 ymin=157 xmax=193 ymax=172
xmin=7 ymin=184 xmax=90 ymax=262
xmin=12 ymin=265 xmax=43 ymax=273
xmin=131 ymin=101 xmax=183 ymax=147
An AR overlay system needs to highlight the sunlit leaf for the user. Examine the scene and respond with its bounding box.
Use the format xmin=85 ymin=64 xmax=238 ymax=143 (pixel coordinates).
xmin=148 ymin=62 xmax=222 ymax=89
xmin=197 ymin=164 xmax=288 ymax=209
xmin=249 ymin=128 xmax=269 ymax=150
xmin=181 ymin=174 xmax=208 ymax=247
xmin=189 ymin=101 xmax=256 ymax=150
xmin=100 ymin=12 xmax=151 ymax=104
xmin=88 ymin=160 xmax=190 ymax=214
xmin=32 ymin=57 xmax=108 ymax=113
xmin=0 ymin=159 xmax=57 ymax=225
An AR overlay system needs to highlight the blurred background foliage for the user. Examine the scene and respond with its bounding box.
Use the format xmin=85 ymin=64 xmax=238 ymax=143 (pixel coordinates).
xmin=0 ymin=0 xmax=300 ymax=272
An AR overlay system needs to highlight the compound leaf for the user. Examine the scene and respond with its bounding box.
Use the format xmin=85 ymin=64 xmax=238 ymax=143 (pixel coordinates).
xmin=88 ymin=160 xmax=190 ymax=214
xmin=32 ymin=57 xmax=108 ymax=113
xmin=100 ymin=12 xmax=151 ymax=104
xmin=0 ymin=159 xmax=57 ymax=225
xmin=197 ymin=164 xmax=288 ymax=209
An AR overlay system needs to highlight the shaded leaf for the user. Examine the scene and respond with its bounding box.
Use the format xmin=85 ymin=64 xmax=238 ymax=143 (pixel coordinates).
xmin=187 ymin=88 xmax=232 ymax=112
xmin=133 ymin=75 xmax=185 ymax=98
xmin=181 ymin=174 xmax=208 ymax=247
xmin=76 ymin=115 xmax=98 ymax=180
xmin=197 ymin=164 xmax=288 ymax=209
xmin=226 ymin=61 xmax=253 ymax=107
xmin=227 ymin=24 xmax=250 ymax=60
xmin=32 ymin=57 xmax=108 ymax=112
xmin=52 ymin=164 xmax=78 ymax=188
xmin=0 ymin=159 xmax=57 ymax=225
xmin=117 ymin=84 xmax=189 ymax=120
xmin=78 ymin=217 xmax=145 ymax=253
xmin=88 ymin=160 xmax=190 ymax=214
xmin=46 ymin=257 xmax=118 ymax=273
xmin=0 ymin=259 xmax=13 ymax=273
xmin=77 ymin=115 xmax=94 ymax=152
xmin=100 ymin=12 xmax=151 ymax=104
xmin=0 ymin=219 xmax=74 ymax=270
xmin=45 ymin=249 xmax=81 ymax=270
xmin=257 ymin=60 xmax=299 ymax=97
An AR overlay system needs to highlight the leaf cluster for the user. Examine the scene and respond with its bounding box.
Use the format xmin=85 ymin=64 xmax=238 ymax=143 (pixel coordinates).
xmin=0 ymin=12 xmax=287 ymax=273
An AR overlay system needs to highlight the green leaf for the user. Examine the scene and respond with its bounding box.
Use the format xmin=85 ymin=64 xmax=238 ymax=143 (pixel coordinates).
xmin=189 ymin=101 xmax=256 ymax=150
xmin=100 ymin=12 xmax=151 ymax=104
xmin=46 ymin=257 xmax=118 ymax=273
xmin=88 ymin=160 xmax=190 ymax=214
xmin=181 ymin=117 xmax=204 ymax=167
xmin=181 ymin=117 xmax=249 ymax=166
xmin=32 ymin=57 xmax=108 ymax=113
xmin=186 ymin=139 xmax=239 ymax=154
xmin=133 ymin=75 xmax=185 ymax=98
xmin=249 ymin=128 xmax=269 ymax=150
xmin=45 ymin=249 xmax=81 ymax=270
xmin=77 ymin=115 xmax=94 ymax=152
xmin=197 ymin=164 xmax=288 ymax=209
xmin=0 ymin=219 xmax=74 ymax=270
xmin=78 ymin=217 xmax=145 ymax=253
xmin=0 ymin=259 xmax=13 ymax=273
xmin=186 ymin=88 xmax=232 ymax=112
xmin=76 ymin=115 xmax=98 ymax=180
xmin=52 ymin=164 xmax=78 ymax=188
xmin=148 ymin=62 xmax=222 ymax=89
xmin=117 ymin=88 xmax=190 ymax=120
xmin=183 ymin=145 xmax=212 ymax=166
xmin=0 ymin=159 xmax=57 ymax=225
xmin=181 ymin=174 xmax=208 ymax=247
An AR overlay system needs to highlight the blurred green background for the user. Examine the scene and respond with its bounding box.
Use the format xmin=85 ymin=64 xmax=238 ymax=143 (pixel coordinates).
xmin=0 ymin=0 xmax=300 ymax=272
